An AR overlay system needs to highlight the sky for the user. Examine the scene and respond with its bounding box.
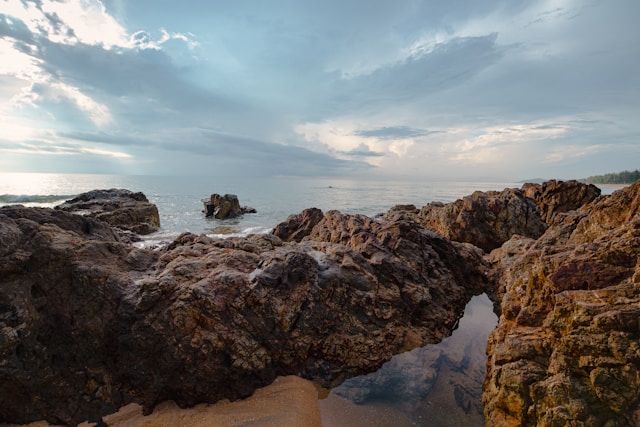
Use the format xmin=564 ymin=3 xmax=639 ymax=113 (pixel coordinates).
xmin=0 ymin=0 xmax=638 ymax=181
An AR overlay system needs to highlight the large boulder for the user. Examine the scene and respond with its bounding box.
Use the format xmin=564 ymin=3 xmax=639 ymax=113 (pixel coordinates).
xmin=272 ymin=207 xmax=324 ymax=242
xmin=0 ymin=205 xmax=490 ymax=426
xmin=483 ymin=180 xmax=640 ymax=426
xmin=521 ymin=179 xmax=601 ymax=224
xmin=55 ymin=189 xmax=160 ymax=235
xmin=412 ymin=188 xmax=548 ymax=252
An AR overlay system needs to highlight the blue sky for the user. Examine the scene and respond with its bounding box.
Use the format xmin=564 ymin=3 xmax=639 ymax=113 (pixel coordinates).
xmin=0 ymin=0 xmax=638 ymax=180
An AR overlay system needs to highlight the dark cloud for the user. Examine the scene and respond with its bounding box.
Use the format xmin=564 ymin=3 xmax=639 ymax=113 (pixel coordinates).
xmin=2 ymin=0 xmax=640 ymax=180
xmin=355 ymin=126 xmax=438 ymax=140
xmin=323 ymin=34 xmax=506 ymax=116
xmin=60 ymin=128 xmax=371 ymax=176
xmin=339 ymin=143 xmax=385 ymax=158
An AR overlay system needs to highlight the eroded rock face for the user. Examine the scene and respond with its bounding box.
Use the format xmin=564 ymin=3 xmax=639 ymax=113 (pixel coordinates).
xmin=0 ymin=206 xmax=490 ymax=426
xmin=483 ymin=181 xmax=640 ymax=426
xmin=521 ymin=179 xmax=601 ymax=224
xmin=0 ymin=206 xmax=152 ymax=425
xmin=55 ymin=189 xmax=160 ymax=235
xmin=272 ymin=207 xmax=324 ymax=242
xmin=412 ymin=188 xmax=548 ymax=253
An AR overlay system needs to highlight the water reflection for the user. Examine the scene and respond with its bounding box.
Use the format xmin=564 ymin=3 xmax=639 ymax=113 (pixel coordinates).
xmin=319 ymin=294 xmax=497 ymax=427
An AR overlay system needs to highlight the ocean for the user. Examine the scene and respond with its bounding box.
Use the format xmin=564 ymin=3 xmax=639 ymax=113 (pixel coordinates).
xmin=0 ymin=173 xmax=617 ymax=426
xmin=0 ymin=173 xmax=522 ymax=245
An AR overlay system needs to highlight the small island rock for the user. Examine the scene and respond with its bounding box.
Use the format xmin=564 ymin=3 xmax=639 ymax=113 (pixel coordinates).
xmin=203 ymin=193 xmax=256 ymax=219
xmin=55 ymin=188 xmax=160 ymax=235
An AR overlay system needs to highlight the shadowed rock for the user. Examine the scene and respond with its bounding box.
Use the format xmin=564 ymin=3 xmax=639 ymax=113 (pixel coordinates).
xmin=272 ymin=207 xmax=324 ymax=242
xmin=203 ymin=194 xmax=256 ymax=219
xmin=55 ymin=188 xmax=160 ymax=235
xmin=521 ymin=179 xmax=601 ymax=224
xmin=0 ymin=205 xmax=490 ymax=426
xmin=410 ymin=188 xmax=547 ymax=252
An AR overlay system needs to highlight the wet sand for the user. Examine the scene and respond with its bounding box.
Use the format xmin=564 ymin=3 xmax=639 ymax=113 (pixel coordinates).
xmin=1 ymin=376 xmax=322 ymax=427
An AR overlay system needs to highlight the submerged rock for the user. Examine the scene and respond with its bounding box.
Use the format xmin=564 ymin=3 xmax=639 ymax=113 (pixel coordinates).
xmin=55 ymin=188 xmax=160 ymax=235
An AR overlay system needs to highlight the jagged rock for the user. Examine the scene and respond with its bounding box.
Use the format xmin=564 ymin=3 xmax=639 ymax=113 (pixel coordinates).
xmin=203 ymin=194 xmax=256 ymax=219
xmin=483 ymin=180 xmax=640 ymax=426
xmin=272 ymin=207 xmax=324 ymax=242
xmin=55 ymin=189 xmax=160 ymax=235
xmin=0 ymin=205 xmax=490 ymax=426
xmin=521 ymin=179 xmax=601 ymax=224
xmin=412 ymin=188 xmax=547 ymax=252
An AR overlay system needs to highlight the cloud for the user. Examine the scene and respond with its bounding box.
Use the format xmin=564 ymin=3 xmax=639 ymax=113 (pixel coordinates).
xmin=1 ymin=0 xmax=639 ymax=180
xmin=354 ymin=126 xmax=438 ymax=140
xmin=339 ymin=143 xmax=385 ymax=158
xmin=324 ymin=33 xmax=506 ymax=115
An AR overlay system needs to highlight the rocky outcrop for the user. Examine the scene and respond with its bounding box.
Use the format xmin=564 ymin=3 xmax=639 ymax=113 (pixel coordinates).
xmin=483 ymin=181 xmax=640 ymax=426
xmin=410 ymin=188 xmax=547 ymax=252
xmin=272 ymin=207 xmax=324 ymax=242
xmin=5 ymin=179 xmax=637 ymax=427
xmin=55 ymin=189 xmax=160 ymax=235
xmin=203 ymin=194 xmax=256 ymax=219
xmin=521 ymin=179 xmax=601 ymax=224
xmin=0 ymin=205 xmax=490 ymax=426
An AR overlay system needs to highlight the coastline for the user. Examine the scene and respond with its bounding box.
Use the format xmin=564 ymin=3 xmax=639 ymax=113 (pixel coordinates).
xmin=1 ymin=178 xmax=639 ymax=426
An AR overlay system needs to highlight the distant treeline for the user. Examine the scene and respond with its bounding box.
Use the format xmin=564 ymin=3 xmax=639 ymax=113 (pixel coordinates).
xmin=582 ymin=169 xmax=640 ymax=184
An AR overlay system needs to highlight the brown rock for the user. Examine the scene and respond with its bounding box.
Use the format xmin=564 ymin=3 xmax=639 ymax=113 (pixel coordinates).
xmin=521 ymin=179 xmax=601 ymax=224
xmin=204 ymin=194 xmax=256 ymax=219
xmin=413 ymin=188 xmax=547 ymax=252
xmin=55 ymin=189 xmax=160 ymax=235
xmin=272 ymin=207 xmax=324 ymax=242
xmin=483 ymin=180 xmax=640 ymax=426
xmin=0 ymin=205 xmax=490 ymax=426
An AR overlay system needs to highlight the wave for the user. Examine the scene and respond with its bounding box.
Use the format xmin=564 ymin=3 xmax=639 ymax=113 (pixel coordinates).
xmin=0 ymin=194 xmax=75 ymax=205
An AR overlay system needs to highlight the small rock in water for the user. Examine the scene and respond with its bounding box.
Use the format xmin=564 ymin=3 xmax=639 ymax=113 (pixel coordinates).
xmin=203 ymin=193 xmax=256 ymax=219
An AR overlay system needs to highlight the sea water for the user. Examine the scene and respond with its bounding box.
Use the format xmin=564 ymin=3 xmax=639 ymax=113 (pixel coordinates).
xmin=0 ymin=173 xmax=521 ymax=244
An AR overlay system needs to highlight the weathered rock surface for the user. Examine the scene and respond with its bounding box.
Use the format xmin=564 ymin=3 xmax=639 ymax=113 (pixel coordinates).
xmin=272 ymin=207 xmax=324 ymax=242
xmin=5 ymin=179 xmax=637 ymax=427
xmin=203 ymin=194 xmax=256 ymax=219
xmin=55 ymin=189 xmax=160 ymax=235
xmin=410 ymin=188 xmax=548 ymax=253
xmin=521 ymin=179 xmax=601 ymax=224
xmin=0 ymin=204 xmax=489 ymax=426
xmin=483 ymin=181 xmax=640 ymax=426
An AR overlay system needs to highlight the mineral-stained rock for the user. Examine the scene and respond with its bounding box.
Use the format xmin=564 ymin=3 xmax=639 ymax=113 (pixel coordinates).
xmin=412 ymin=188 xmax=548 ymax=252
xmin=521 ymin=179 xmax=601 ymax=224
xmin=483 ymin=180 xmax=640 ymax=426
xmin=0 ymin=205 xmax=490 ymax=426
xmin=272 ymin=207 xmax=324 ymax=242
xmin=55 ymin=189 xmax=160 ymax=235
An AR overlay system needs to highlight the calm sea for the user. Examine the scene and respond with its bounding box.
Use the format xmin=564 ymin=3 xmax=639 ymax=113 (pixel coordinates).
xmin=0 ymin=173 xmax=521 ymax=245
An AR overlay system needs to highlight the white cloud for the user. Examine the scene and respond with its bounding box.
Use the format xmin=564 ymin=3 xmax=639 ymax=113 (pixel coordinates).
xmin=545 ymin=144 xmax=603 ymax=163
xmin=448 ymin=121 xmax=569 ymax=164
